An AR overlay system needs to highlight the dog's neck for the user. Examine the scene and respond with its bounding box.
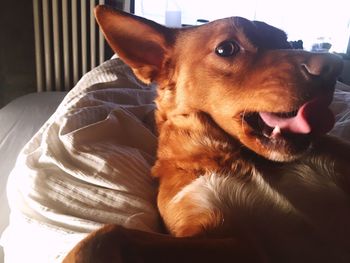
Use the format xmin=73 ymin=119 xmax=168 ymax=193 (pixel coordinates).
xmin=154 ymin=107 xmax=268 ymax=178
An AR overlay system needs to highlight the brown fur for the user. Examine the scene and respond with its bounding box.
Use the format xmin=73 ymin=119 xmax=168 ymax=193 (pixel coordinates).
xmin=63 ymin=5 xmax=350 ymax=262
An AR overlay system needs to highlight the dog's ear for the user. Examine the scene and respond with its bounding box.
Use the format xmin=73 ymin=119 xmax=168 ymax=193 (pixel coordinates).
xmin=95 ymin=5 xmax=173 ymax=83
xmin=251 ymin=21 xmax=291 ymax=49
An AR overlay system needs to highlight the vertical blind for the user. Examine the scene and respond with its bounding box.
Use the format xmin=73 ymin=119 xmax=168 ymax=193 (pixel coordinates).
xmin=33 ymin=0 xmax=126 ymax=92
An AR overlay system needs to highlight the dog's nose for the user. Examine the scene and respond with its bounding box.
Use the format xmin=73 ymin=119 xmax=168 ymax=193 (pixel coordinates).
xmin=302 ymin=53 xmax=343 ymax=80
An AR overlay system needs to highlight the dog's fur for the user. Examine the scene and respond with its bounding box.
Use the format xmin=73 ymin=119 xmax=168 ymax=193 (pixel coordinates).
xmin=64 ymin=5 xmax=350 ymax=263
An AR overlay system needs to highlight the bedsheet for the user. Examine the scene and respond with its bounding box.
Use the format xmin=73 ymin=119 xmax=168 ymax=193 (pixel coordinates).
xmin=0 ymin=92 xmax=67 ymax=231
xmin=0 ymin=92 xmax=67 ymax=263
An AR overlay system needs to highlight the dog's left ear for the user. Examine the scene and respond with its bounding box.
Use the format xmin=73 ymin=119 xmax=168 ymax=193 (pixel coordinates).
xmin=95 ymin=5 xmax=173 ymax=83
xmin=251 ymin=21 xmax=291 ymax=49
xmin=234 ymin=17 xmax=291 ymax=50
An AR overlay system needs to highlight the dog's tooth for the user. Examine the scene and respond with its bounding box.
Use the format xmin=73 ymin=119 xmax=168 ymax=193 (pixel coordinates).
xmin=270 ymin=126 xmax=281 ymax=138
xmin=263 ymin=133 xmax=269 ymax=138
xmin=263 ymin=130 xmax=271 ymax=138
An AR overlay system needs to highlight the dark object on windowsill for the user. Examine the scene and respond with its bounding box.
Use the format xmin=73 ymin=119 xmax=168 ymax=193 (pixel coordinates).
xmin=289 ymin=40 xmax=303 ymax=49
xmin=196 ymin=19 xmax=209 ymax=25
xmin=182 ymin=19 xmax=209 ymax=27
xmin=311 ymin=42 xmax=332 ymax=53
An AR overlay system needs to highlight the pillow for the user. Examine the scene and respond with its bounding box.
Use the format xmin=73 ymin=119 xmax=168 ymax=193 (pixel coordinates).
xmin=1 ymin=58 xmax=161 ymax=262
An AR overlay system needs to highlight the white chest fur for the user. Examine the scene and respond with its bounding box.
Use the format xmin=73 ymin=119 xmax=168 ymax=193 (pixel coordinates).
xmin=171 ymin=159 xmax=350 ymax=262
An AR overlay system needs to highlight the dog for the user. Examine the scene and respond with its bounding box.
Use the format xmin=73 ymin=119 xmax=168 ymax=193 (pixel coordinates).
xmin=63 ymin=5 xmax=350 ymax=263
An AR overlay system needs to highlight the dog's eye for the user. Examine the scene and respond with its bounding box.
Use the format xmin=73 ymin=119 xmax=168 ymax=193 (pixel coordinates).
xmin=215 ymin=41 xmax=240 ymax=57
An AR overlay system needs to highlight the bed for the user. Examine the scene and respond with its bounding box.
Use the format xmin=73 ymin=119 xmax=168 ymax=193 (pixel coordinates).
xmin=0 ymin=57 xmax=350 ymax=262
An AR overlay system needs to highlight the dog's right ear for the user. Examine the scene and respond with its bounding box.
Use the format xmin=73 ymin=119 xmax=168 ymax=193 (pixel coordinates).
xmin=95 ymin=5 xmax=173 ymax=83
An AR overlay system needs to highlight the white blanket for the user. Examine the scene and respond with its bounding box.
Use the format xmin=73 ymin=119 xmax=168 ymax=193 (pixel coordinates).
xmin=1 ymin=58 xmax=161 ymax=262
xmin=1 ymin=57 xmax=350 ymax=263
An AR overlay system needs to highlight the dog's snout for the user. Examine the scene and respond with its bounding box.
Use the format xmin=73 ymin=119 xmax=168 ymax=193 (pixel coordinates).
xmin=302 ymin=53 xmax=343 ymax=80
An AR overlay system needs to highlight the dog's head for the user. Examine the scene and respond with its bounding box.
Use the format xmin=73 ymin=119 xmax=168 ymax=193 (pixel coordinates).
xmin=95 ymin=6 xmax=343 ymax=162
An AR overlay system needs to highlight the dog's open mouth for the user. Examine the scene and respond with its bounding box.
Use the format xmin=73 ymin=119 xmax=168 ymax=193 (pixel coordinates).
xmin=242 ymin=95 xmax=335 ymax=150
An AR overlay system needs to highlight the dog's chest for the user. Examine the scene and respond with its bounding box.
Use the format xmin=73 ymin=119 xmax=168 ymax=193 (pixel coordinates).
xmin=172 ymin=160 xmax=350 ymax=262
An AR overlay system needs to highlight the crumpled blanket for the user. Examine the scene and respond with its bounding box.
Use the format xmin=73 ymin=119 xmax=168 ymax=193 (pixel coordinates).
xmin=1 ymin=58 xmax=161 ymax=262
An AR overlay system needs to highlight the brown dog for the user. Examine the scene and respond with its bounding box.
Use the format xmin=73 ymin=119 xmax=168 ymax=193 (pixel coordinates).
xmin=64 ymin=5 xmax=350 ymax=263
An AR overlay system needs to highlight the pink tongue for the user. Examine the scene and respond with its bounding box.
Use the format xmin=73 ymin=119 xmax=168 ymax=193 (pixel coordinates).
xmin=259 ymin=96 xmax=335 ymax=135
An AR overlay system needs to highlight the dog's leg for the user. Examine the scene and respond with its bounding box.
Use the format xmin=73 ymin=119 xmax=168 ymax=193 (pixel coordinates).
xmin=63 ymin=225 xmax=265 ymax=263
xmin=156 ymin=171 xmax=224 ymax=237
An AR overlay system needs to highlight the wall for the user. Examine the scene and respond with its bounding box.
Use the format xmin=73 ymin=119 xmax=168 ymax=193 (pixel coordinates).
xmin=0 ymin=0 xmax=36 ymax=108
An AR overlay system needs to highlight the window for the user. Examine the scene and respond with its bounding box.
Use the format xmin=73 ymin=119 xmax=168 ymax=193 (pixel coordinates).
xmin=134 ymin=0 xmax=350 ymax=53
